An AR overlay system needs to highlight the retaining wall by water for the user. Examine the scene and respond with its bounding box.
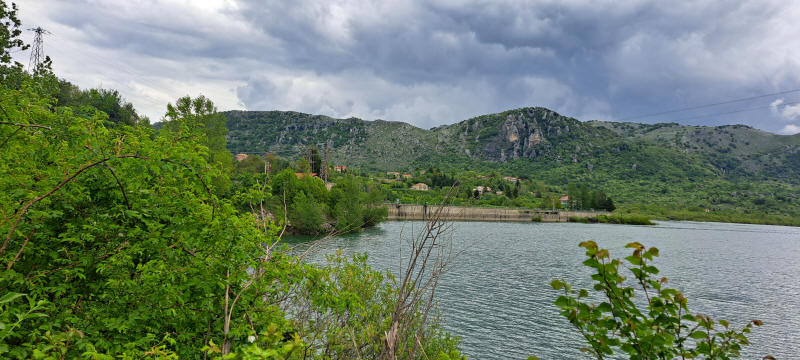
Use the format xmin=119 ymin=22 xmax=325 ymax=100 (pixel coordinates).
xmin=386 ymin=204 xmax=607 ymax=222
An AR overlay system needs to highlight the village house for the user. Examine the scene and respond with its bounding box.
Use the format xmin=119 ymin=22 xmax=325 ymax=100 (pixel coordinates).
xmin=333 ymin=165 xmax=347 ymax=173
xmin=386 ymin=171 xmax=401 ymax=178
xmin=402 ymin=173 xmax=413 ymax=179
xmin=503 ymin=176 xmax=519 ymax=182
xmin=235 ymin=153 xmax=248 ymax=161
xmin=411 ymin=183 xmax=429 ymax=191
xmin=295 ymin=173 xmax=319 ymax=179
xmin=473 ymin=186 xmax=493 ymax=194
xmin=560 ymin=195 xmax=569 ymax=207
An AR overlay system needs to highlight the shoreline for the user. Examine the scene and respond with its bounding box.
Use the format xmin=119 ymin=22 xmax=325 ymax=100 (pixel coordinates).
xmin=386 ymin=204 xmax=608 ymax=222
xmin=386 ymin=204 xmax=800 ymax=227
xmin=646 ymin=215 xmax=800 ymax=227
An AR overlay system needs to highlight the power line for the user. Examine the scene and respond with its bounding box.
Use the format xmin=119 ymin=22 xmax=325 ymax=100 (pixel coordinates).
xmin=28 ymin=26 xmax=51 ymax=71
xmin=619 ymin=88 xmax=800 ymax=121
xmin=671 ymin=99 xmax=800 ymax=122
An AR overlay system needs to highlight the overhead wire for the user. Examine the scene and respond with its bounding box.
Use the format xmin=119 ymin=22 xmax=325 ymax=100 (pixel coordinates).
xmin=619 ymin=88 xmax=800 ymax=121
xmin=671 ymin=98 xmax=800 ymax=122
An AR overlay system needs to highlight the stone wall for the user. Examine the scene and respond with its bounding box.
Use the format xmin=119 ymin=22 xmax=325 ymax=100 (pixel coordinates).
xmin=386 ymin=204 xmax=607 ymax=222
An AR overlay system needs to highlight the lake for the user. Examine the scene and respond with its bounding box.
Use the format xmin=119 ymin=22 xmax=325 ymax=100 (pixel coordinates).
xmin=289 ymin=221 xmax=800 ymax=359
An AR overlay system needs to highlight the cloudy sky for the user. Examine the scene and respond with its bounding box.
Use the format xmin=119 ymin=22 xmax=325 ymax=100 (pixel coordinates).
xmin=13 ymin=0 xmax=800 ymax=134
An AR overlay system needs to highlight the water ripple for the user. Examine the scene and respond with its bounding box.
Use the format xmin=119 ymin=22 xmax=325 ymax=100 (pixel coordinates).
xmin=291 ymin=221 xmax=800 ymax=359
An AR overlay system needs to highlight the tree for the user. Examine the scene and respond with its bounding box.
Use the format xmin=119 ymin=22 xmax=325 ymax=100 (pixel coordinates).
xmin=0 ymin=76 xmax=282 ymax=357
xmin=271 ymin=168 xmax=299 ymax=199
xmin=54 ymin=83 xmax=139 ymax=126
xmin=289 ymin=192 xmax=324 ymax=234
xmin=235 ymin=153 xmax=267 ymax=174
xmin=327 ymin=176 xmax=387 ymax=232
xmin=295 ymin=157 xmax=311 ymax=174
xmin=329 ymin=177 xmax=364 ymax=231
xmin=162 ymin=95 xmax=233 ymax=195
xmin=0 ymin=1 xmax=27 ymax=69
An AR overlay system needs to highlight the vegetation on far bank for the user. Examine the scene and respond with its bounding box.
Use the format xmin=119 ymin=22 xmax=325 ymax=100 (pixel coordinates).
xmin=232 ymin=158 xmax=387 ymax=235
xmin=616 ymin=205 xmax=800 ymax=227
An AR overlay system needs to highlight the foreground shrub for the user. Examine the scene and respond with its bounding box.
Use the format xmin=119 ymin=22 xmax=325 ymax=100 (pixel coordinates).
xmin=550 ymin=241 xmax=764 ymax=359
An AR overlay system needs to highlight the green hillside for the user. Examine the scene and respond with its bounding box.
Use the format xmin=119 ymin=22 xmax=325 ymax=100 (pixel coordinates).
xmin=223 ymin=107 xmax=800 ymax=222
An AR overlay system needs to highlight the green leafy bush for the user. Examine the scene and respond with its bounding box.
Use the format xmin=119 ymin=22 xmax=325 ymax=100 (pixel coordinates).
xmin=290 ymin=192 xmax=325 ymax=234
xmin=550 ymin=241 xmax=762 ymax=359
xmin=0 ymin=69 xmax=441 ymax=358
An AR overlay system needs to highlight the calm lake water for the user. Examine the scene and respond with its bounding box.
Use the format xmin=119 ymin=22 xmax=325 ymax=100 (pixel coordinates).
xmin=290 ymin=221 xmax=800 ymax=359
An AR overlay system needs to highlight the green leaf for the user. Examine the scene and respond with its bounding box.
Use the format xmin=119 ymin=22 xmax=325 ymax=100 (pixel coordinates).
xmin=0 ymin=292 xmax=25 ymax=305
xmin=550 ymin=279 xmax=564 ymax=290
xmin=690 ymin=330 xmax=707 ymax=339
xmin=625 ymin=242 xmax=644 ymax=250
xmin=644 ymin=265 xmax=660 ymax=274
xmin=596 ymin=303 xmax=612 ymax=313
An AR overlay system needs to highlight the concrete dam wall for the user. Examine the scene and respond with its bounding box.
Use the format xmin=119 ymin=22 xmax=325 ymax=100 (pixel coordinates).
xmin=386 ymin=204 xmax=608 ymax=222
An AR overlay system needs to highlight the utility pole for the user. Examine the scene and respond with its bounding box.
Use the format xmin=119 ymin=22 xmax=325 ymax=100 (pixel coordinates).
xmin=306 ymin=146 xmax=314 ymax=174
xmin=28 ymin=26 xmax=50 ymax=72
xmin=319 ymin=142 xmax=329 ymax=182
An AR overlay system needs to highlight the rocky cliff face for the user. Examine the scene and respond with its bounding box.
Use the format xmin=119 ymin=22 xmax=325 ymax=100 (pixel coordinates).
xmin=435 ymin=107 xmax=612 ymax=162
xmin=222 ymin=107 xmax=800 ymax=183
xmin=496 ymin=110 xmax=552 ymax=160
xmin=225 ymin=107 xmax=611 ymax=164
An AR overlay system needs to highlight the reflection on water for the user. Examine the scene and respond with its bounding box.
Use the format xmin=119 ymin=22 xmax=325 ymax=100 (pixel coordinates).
xmin=289 ymin=221 xmax=800 ymax=359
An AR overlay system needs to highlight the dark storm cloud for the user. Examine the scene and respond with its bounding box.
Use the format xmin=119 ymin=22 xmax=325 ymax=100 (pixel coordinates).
xmin=45 ymin=1 xmax=269 ymax=61
xmin=229 ymin=0 xmax=800 ymax=130
xmin=19 ymin=0 xmax=800 ymax=133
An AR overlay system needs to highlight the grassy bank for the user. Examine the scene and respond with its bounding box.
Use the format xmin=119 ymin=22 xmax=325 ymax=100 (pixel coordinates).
xmin=651 ymin=211 xmax=800 ymax=226
xmin=569 ymin=214 xmax=655 ymax=225
xmin=617 ymin=206 xmax=800 ymax=227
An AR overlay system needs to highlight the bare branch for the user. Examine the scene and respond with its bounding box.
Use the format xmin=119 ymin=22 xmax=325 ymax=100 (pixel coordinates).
xmin=6 ymin=227 xmax=35 ymax=270
xmin=382 ymin=183 xmax=460 ymax=359
xmin=0 ymin=122 xmax=52 ymax=130
xmin=0 ymin=126 xmax=24 ymax=149
xmin=0 ymin=154 xmax=147 ymax=258
xmin=102 ymin=163 xmax=132 ymax=210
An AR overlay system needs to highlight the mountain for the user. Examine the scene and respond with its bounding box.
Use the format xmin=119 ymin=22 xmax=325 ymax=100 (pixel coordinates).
xmin=223 ymin=108 xmax=800 ymax=216
xmin=224 ymin=108 xmax=800 ymax=179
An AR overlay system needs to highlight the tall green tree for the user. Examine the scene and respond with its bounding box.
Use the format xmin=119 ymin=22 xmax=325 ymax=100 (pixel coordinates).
xmin=162 ymin=95 xmax=233 ymax=195
xmin=55 ymin=82 xmax=139 ymax=126
xmin=0 ymin=0 xmax=26 ymax=69
xmin=289 ymin=191 xmax=324 ymax=234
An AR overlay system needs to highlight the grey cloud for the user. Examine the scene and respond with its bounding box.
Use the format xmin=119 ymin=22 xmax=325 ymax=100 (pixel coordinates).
xmin=20 ymin=0 xmax=800 ymax=132
xmin=230 ymin=0 xmax=800 ymax=128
